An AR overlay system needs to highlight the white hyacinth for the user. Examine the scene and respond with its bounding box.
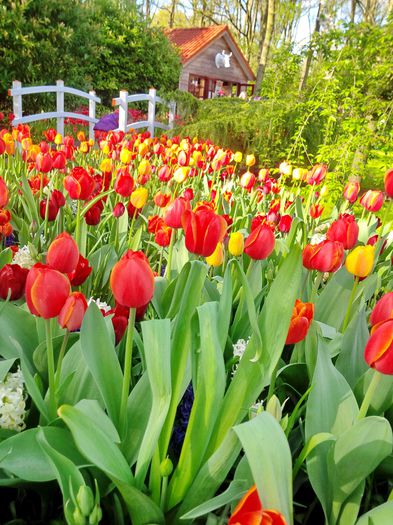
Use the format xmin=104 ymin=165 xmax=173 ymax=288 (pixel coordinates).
xmin=88 ymin=297 xmax=112 ymax=313
xmin=0 ymin=368 xmax=26 ymax=432
xmin=12 ymin=245 xmax=36 ymax=269
xmin=233 ymin=337 xmax=250 ymax=360
xmin=310 ymin=233 xmax=326 ymax=245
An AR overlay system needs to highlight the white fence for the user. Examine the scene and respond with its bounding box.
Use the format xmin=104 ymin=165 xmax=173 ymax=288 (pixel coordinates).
xmin=9 ymin=81 xmax=175 ymax=139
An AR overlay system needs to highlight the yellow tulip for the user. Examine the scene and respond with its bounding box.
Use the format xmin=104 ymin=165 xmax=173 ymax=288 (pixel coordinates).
xmin=345 ymin=245 xmax=375 ymax=278
xmin=246 ymin=154 xmax=255 ymax=167
xmin=138 ymin=159 xmax=152 ymax=177
xmin=120 ymin=148 xmax=132 ymax=165
xmin=79 ymin=141 xmax=89 ymax=153
xmin=138 ymin=142 xmax=148 ymax=157
xmin=130 ymin=187 xmax=148 ymax=209
xmin=320 ymin=185 xmax=329 ymax=197
xmin=100 ymin=158 xmax=112 ymax=173
xmin=206 ymin=242 xmax=224 ymax=267
xmin=173 ymin=166 xmax=189 ymax=183
xmin=54 ymin=133 xmax=63 ymax=145
xmin=233 ymin=151 xmax=243 ymax=163
xmin=21 ymin=137 xmax=32 ymax=151
xmin=292 ymin=168 xmax=302 ymax=180
xmin=228 ymin=232 xmax=244 ymax=256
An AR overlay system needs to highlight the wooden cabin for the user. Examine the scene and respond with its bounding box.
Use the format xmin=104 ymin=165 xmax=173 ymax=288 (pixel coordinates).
xmin=165 ymin=25 xmax=255 ymax=100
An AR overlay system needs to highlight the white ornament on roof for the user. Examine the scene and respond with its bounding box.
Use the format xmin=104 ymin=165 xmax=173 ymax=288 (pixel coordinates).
xmin=215 ymin=50 xmax=232 ymax=68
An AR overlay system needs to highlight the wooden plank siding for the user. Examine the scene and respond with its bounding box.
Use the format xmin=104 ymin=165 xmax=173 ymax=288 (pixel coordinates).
xmin=180 ymin=34 xmax=250 ymax=91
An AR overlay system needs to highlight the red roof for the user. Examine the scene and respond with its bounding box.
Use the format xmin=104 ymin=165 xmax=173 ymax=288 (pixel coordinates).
xmin=165 ymin=25 xmax=255 ymax=79
xmin=165 ymin=25 xmax=227 ymax=63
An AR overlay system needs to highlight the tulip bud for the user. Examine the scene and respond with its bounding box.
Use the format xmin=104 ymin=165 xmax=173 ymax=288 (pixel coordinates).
xmin=160 ymin=457 xmax=173 ymax=477
xmin=120 ymin=148 xmax=132 ymax=165
xmin=72 ymin=508 xmax=86 ymax=525
xmin=206 ymin=242 xmax=224 ymax=267
xmin=345 ymin=245 xmax=374 ymax=278
xmin=89 ymin=505 xmax=103 ymax=525
xmin=228 ymin=232 xmax=244 ymax=256
xmin=76 ymin=485 xmax=94 ymax=517
xmin=266 ymin=395 xmax=282 ymax=422
xmin=279 ymin=161 xmax=292 ymax=176
xmin=173 ymin=166 xmax=189 ymax=183
xmin=47 ymin=232 xmax=79 ymax=274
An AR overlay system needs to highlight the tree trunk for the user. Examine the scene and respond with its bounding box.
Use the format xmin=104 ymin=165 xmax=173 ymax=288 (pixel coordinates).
xmin=350 ymin=0 xmax=356 ymax=23
xmin=298 ymin=1 xmax=322 ymax=93
xmin=254 ymin=0 xmax=275 ymax=94
xmin=145 ymin=0 xmax=150 ymax=19
xmin=169 ymin=0 xmax=177 ymax=27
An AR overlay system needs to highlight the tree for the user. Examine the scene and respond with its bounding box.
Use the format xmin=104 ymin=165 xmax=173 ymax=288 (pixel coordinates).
xmin=255 ymin=0 xmax=275 ymax=93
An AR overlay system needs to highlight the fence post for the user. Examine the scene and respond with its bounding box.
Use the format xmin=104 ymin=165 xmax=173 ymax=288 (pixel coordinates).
xmin=118 ymin=90 xmax=128 ymax=133
xmin=89 ymin=90 xmax=96 ymax=141
xmin=11 ymin=80 xmax=23 ymax=126
xmin=56 ymin=80 xmax=65 ymax=137
xmin=148 ymin=88 xmax=156 ymax=137
xmin=168 ymin=101 xmax=176 ymax=130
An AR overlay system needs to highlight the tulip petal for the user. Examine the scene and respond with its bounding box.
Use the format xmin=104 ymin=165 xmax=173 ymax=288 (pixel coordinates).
xmin=364 ymin=320 xmax=393 ymax=375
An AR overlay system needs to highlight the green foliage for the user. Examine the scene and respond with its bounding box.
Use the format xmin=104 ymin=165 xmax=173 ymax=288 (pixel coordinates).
xmin=0 ymin=0 xmax=181 ymax=111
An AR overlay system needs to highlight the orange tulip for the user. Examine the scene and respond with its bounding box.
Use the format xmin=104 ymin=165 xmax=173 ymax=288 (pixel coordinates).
xmin=229 ymin=485 xmax=287 ymax=525
xmin=364 ymin=319 xmax=393 ymax=375
xmin=26 ymin=264 xmax=71 ymax=319
xmin=285 ymin=300 xmax=314 ymax=345
xmin=58 ymin=292 xmax=88 ymax=331
xmin=47 ymin=232 xmax=79 ymax=274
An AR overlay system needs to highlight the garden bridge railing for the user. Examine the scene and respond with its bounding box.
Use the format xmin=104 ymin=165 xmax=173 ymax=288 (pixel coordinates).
xmin=9 ymin=81 xmax=175 ymax=140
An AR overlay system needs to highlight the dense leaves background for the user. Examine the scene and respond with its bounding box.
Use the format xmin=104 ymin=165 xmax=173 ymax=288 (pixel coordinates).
xmin=0 ymin=0 xmax=181 ymax=110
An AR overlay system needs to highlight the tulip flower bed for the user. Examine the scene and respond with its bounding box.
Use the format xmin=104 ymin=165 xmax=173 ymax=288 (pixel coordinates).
xmin=0 ymin=123 xmax=392 ymax=525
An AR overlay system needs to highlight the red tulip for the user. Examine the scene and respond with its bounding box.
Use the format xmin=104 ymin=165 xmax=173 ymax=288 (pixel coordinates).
xmin=154 ymin=191 xmax=171 ymax=208
xmin=110 ymin=250 xmax=155 ymax=309
xmin=52 ymin=189 xmax=66 ymax=208
xmin=47 ymin=232 xmax=79 ymax=274
xmin=286 ymin=300 xmax=314 ymax=344
xmin=26 ymin=264 xmax=71 ymax=318
xmin=68 ymin=254 xmax=92 ymax=286
xmin=85 ymin=203 xmax=103 ymax=226
xmin=343 ymin=181 xmax=360 ymax=204
xmin=181 ymin=208 xmax=227 ymax=257
xmin=384 ymin=169 xmax=393 ymax=198
xmin=35 ymin=152 xmax=53 ymax=173
xmin=64 ymin=166 xmax=95 ymax=200
xmin=58 ymin=292 xmax=88 ymax=331
xmin=303 ymin=240 xmax=344 ymax=273
xmin=183 ymin=188 xmax=194 ymax=201
xmin=0 ymin=176 xmax=9 ymax=208
xmin=306 ymin=164 xmax=327 ymax=185
xmin=310 ymin=204 xmax=324 ymax=219
xmin=44 ymin=128 xmax=57 ymax=142
xmin=360 ymin=190 xmax=384 ymax=212
xmin=52 ymin=151 xmax=67 ymax=170
xmin=364 ymin=319 xmax=393 ymax=375
xmin=0 ymin=138 xmax=5 ymax=155
xmin=370 ymin=292 xmax=393 ymax=333
xmin=40 ymin=198 xmax=59 ymax=221
xmin=244 ymin=223 xmax=275 ymax=260
xmin=164 ymin=197 xmax=191 ymax=229
xmin=113 ymin=202 xmax=126 ymax=218
xmin=0 ymin=209 xmax=11 ymax=225
xmin=228 ymin=485 xmax=287 ymax=525
xmin=114 ymin=169 xmax=135 ymax=197
xmin=0 ymin=264 xmax=29 ymax=300
xmin=278 ymin=215 xmax=292 ymax=233
xmin=155 ymin=225 xmax=172 ymax=247
xmin=326 ymin=214 xmax=359 ymax=249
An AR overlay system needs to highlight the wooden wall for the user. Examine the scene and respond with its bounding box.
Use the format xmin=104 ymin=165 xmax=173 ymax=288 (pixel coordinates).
xmin=178 ymin=34 xmax=252 ymax=92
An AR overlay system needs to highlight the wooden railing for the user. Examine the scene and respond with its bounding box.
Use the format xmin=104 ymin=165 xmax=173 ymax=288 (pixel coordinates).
xmin=8 ymin=81 xmax=176 ymax=139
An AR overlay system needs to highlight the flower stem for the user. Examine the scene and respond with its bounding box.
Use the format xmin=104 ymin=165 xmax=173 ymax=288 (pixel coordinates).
xmin=55 ymin=331 xmax=70 ymax=389
xmin=358 ymin=370 xmax=383 ymax=419
xmin=120 ymin=307 xmax=136 ymax=435
xmin=45 ymin=319 xmax=57 ymax=420
xmin=75 ymin=200 xmax=82 ymax=250
xmin=165 ymin=229 xmax=176 ymax=281
xmin=341 ymin=277 xmax=359 ymax=332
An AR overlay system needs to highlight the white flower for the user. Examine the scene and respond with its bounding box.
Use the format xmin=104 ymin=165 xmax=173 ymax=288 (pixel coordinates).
xmin=12 ymin=245 xmax=35 ymax=269
xmin=233 ymin=337 xmax=250 ymax=359
xmin=0 ymin=368 xmax=26 ymax=432
xmin=310 ymin=233 xmax=326 ymax=245
xmin=88 ymin=297 xmax=111 ymax=313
